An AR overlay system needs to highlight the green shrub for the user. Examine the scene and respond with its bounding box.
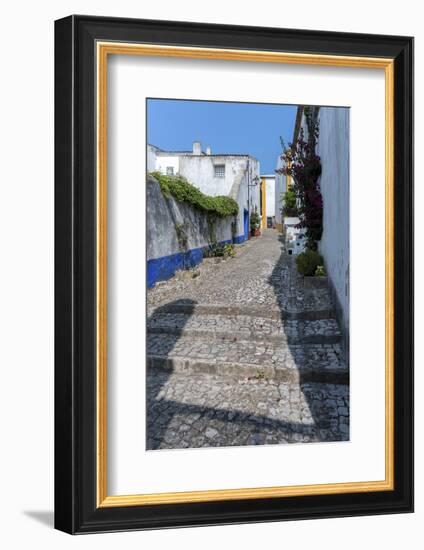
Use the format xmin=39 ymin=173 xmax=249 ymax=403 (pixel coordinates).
xmin=282 ymin=189 xmax=298 ymax=217
xmin=150 ymin=172 xmax=238 ymax=217
xmin=283 ymin=189 xmax=296 ymax=208
xmin=250 ymin=208 xmax=261 ymax=230
xmin=295 ymin=250 xmax=324 ymax=276
xmin=206 ymin=242 xmax=235 ymax=258
xmin=224 ymin=243 xmax=236 ymax=257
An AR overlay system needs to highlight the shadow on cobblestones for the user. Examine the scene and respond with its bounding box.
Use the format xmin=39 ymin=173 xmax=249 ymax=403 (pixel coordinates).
xmin=268 ymin=236 xmax=349 ymax=441
xmin=146 ymin=298 xmax=195 ymax=449
xmin=147 ymin=373 xmax=342 ymax=449
xmin=146 ymin=231 xmax=349 ymax=450
xmin=146 ymin=298 xmax=318 ymax=449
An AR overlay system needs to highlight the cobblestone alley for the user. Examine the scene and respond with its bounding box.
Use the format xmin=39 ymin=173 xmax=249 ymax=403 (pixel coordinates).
xmin=146 ymin=229 xmax=349 ymax=450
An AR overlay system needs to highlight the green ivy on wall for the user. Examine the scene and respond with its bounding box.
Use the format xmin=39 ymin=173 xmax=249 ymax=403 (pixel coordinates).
xmin=151 ymin=172 xmax=239 ymax=218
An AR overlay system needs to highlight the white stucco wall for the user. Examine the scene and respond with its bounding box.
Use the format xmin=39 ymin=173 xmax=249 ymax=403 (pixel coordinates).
xmin=232 ymin=159 xmax=261 ymax=237
xmin=147 ymin=174 xmax=234 ymax=261
xmin=178 ymin=155 xmax=260 ymax=240
xmin=155 ymin=154 xmax=180 ymax=176
xmin=248 ymin=159 xmax=261 ymax=215
xmin=179 ymin=155 xmax=253 ymax=197
xmin=263 ymin=176 xmax=275 ymax=218
xmin=274 ymin=155 xmax=287 ymax=227
xmin=147 ymin=144 xmax=159 ymax=172
xmin=147 ymin=146 xmax=260 ymax=241
xmin=315 ymin=107 xmax=350 ymax=335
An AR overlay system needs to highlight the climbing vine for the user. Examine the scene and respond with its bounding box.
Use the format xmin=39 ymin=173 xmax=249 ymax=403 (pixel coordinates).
xmin=151 ymin=172 xmax=239 ymax=218
xmin=277 ymin=106 xmax=323 ymax=250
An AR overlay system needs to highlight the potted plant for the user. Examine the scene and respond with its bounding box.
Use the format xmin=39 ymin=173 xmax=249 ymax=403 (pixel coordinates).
xmin=295 ymin=250 xmax=328 ymax=289
xmin=250 ymin=208 xmax=261 ymax=237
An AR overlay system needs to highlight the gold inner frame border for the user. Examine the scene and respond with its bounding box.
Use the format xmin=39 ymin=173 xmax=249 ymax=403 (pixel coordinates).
xmin=96 ymin=42 xmax=394 ymax=508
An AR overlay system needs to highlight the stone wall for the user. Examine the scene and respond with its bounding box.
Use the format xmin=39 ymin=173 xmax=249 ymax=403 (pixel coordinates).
xmin=147 ymin=175 xmax=235 ymax=287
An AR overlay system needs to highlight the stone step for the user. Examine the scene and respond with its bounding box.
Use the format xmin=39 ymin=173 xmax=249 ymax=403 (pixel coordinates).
xmin=147 ymin=334 xmax=348 ymax=385
xmin=147 ymin=312 xmax=341 ymax=345
xmin=147 ymin=302 xmax=335 ymax=321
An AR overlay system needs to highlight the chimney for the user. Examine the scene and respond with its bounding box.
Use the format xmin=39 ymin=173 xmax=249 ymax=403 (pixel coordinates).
xmin=206 ymin=146 xmax=211 ymax=155
xmin=192 ymin=141 xmax=202 ymax=155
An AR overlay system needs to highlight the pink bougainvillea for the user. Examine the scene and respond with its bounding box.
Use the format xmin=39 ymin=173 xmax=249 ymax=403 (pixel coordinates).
xmin=277 ymin=107 xmax=323 ymax=250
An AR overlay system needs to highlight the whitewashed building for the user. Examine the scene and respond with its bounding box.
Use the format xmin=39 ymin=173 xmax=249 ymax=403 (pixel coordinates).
xmin=260 ymin=175 xmax=276 ymax=229
xmin=148 ymin=141 xmax=261 ymax=243
xmin=275 ymin=150 xmax=304 ymax=255
xmin=275 ymin=155 xmax=292 ymax=232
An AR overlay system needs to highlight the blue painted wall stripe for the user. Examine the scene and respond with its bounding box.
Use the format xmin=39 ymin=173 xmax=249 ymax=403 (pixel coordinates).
xmin=233 ymin=234 xmax=247 ymax=245
xmin=147 ymin=237 xmax=246 ymax=288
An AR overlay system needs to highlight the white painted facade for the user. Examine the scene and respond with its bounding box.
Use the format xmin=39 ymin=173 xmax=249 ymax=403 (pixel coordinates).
xmin=154 ymin=154 xmax=180 ymax=176
xmin=316 ymin=107 xmax=350 ymax=336
xmin=147 ymin=144 xmax=160 ymax=172
xmin=274 ymin=155 xmax=287 ymax=228
xmin=179 ymin=155 xmax=249 ymax=197
xmin=261 ymin=175 xmax=276 ymax=218
xmin=148 ymin=142 xmax=261 ymax=241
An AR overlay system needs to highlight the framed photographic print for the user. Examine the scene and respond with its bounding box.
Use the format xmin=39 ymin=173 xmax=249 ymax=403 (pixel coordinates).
xmin=54 ymin=15 xmax=414 ymax=534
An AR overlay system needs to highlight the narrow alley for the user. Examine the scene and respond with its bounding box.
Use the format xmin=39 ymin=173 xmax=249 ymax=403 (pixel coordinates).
xmin=146 ymin=230 xmax=349 ymax=450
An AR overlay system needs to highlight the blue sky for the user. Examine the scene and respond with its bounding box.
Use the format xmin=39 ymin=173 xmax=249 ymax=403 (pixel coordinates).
xmin=147 ymin=99 xmax=297 ymax=174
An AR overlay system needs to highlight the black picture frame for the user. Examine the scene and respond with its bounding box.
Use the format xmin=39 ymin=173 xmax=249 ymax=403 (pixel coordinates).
xmin=55 ymin=15 xmax=414 ymax=534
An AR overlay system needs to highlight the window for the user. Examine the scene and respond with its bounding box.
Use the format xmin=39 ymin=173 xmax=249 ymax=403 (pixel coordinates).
xmin=214 ymin=164 xmax=225 ymax=178
xmin=166 ymin=166 xmax=174 ymax=176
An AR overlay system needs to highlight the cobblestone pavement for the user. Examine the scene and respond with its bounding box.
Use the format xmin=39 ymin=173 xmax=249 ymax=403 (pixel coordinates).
xmin=147 ymin=231 xmax=332 ymax=314
xmin=147 ymin=373 xmax=349 ymax=449
xmin=147 ymin=229 xmax=349 ymax=450
xmin=148 ymin=313 xmax=341 ymax=343
xmin=147 ymin=335 xmax=347 ymax=384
